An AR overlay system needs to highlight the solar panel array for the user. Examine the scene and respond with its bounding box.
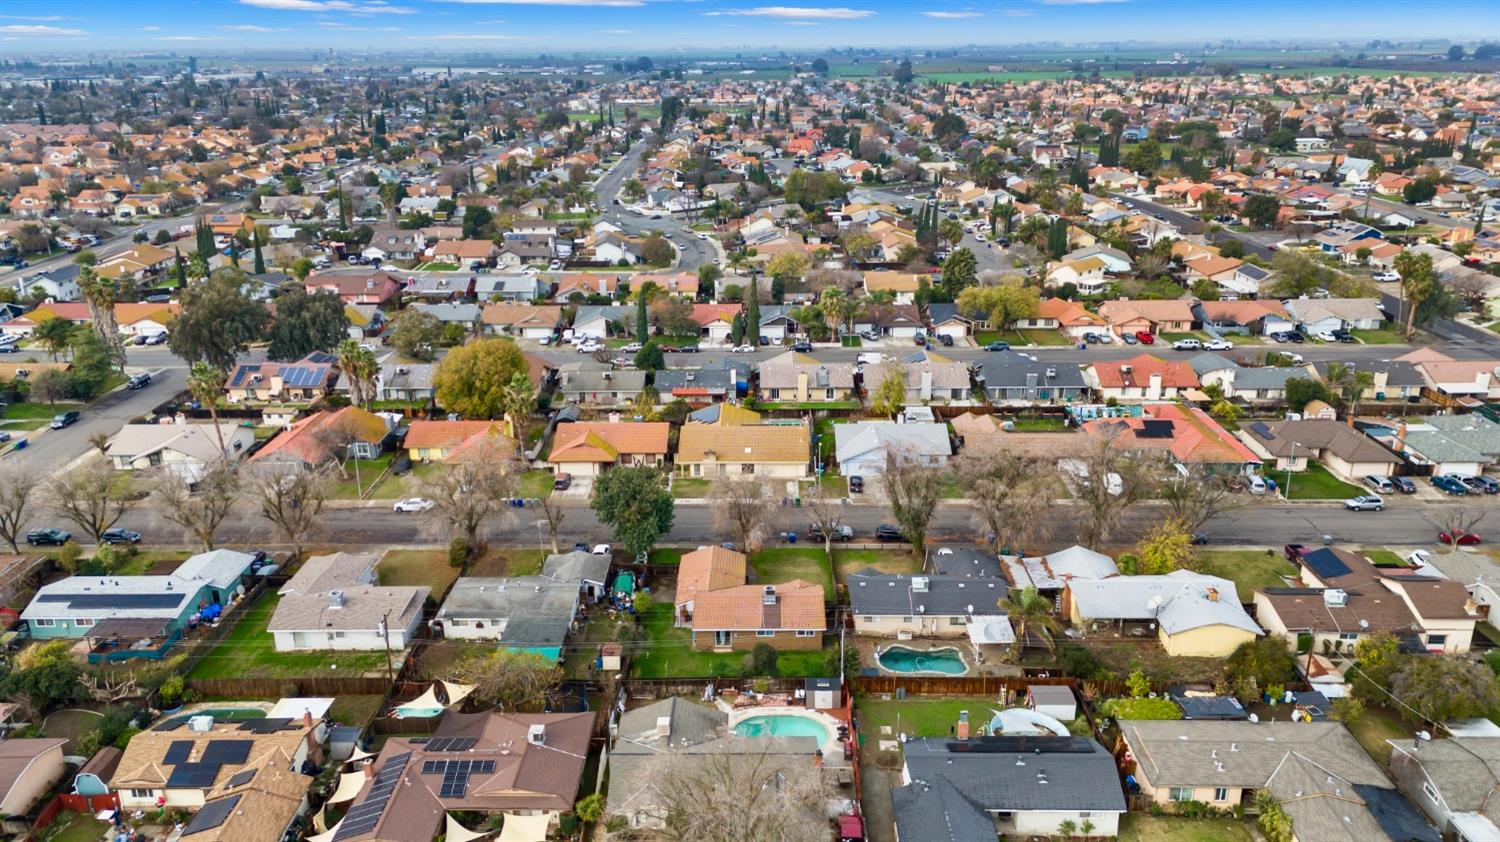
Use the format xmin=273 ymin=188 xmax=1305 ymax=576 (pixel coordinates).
xmin=36 ymin=592 xmax=185 ymax=610
xmin=432 ymin=759 xmax=496 ymax=799
xmin=1248 ymin=421 xmax=1275 ymax=440
xmin=182 ymin=794 xmax=241 ymax=835
xmin=166 ymin=761 xmax=222 ymax=789
xmin=333 ymin=752 xmax=411 ymax=842
xmin=1138 ymin=419 xmax=1175 ymax=439
xmin=421 ymin=737 xmax=477 ymax=752
xmin=163 ymin=740 xmax=194 ymax=765
xmin=225 ymin=768 xmax=257 ymax=789
xmin=202 ymin=740 xmax=253 ymax=765
xmin=279 ymin=365 xmax=331 ymax=388
xmin=238 ymin=718 xmax=295 ymax=734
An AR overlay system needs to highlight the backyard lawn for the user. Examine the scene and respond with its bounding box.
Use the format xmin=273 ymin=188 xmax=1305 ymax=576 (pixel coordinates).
xmin=41 ymin=708 xmax=104 ymax=754
xmin=1118 ymin=814 xmax=1255 ymax=842
xmin=856 ymin=695 xmax=1000 ymax=739
xmin=1363 ymin=548 xmax=1407 ymax=567
xmin=1007 ymin=415 xmax=1070 ymax=432
xmin=41 ymin=812 xmax=111 ymax=842
xmin=1284 ymin=462 xmax=1364 ymax=500
xmin=186 ymin=592 xmax=389 ymax=680
xmin=631 ymin=603 xmax=831 ymax=678
xmin=378 ymin=548 xmax=462 ymax=595
xmin=748 ymin=547 xmax=835 ymax=594
xmin=648 ymin=548 xmax=684 ymax=565
xmin=327 ymin=695 xmax=386 ymax=727
xmin=833 ymin=548 xmax=921 ymax=585
xmin=1345 ymin=703 xmax=1410 ymax=768
xmin=470 ymin=547 xmax=546 ymax=577
xmin=1196 ymin=549 xmax=1295 ymax=592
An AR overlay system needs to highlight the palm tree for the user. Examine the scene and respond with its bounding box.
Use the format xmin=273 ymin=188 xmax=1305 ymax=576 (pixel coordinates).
xmin=34 ymin=317 xmax=76 ymax=362
xmin=188 ymin=361 xmax=229 ymax=461
xmin=75 ymin=253 xmax=125 ymax=372
xmin=496 ymin=372 xmax=536 ymax=456
xmin=336 ymin=340 xmax=378 ymax=409
xmin=1006 ymin=587 xmax=1061 ymax=658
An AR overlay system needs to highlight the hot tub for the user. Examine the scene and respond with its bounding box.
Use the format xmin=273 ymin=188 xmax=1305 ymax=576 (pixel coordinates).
xmin=876 ymin=645 xmax=968 ymax=675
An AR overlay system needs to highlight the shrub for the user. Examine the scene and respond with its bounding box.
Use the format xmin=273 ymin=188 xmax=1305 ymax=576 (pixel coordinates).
xmin=448 ymin=537 xmax=472 ymax=568
xmin=57 ymin=540 xmax=83 ymax=574
xmin=1098 ymin=697 xmax=1182 ymax=720
xmin=575 ymin=792 xmax=605 ymax=824
xmin=742 ymin=643 xmax=779 ymax=677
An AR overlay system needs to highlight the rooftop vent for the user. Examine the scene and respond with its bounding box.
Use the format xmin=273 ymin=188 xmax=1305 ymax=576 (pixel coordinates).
xmin=328 ymin=590 xmax=345 ymax=609
xmin=911 ymin=577 xmax=929 ymax=593
xmin=762 ymin=585 xmax=777 ymax=605
xmin=528 ymin=723 xmax=546 ymax=745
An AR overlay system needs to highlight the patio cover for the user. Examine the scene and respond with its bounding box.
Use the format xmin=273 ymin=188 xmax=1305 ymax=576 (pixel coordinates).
xmin=496 ymin=812 xmax=555 ymax=842
xmin=966 ymin=616 xmax=1016 ymax=645
xmin=327 ymin=770 xmax=368 ymax=805
xmin=446 ymin=813 xmax=497 ymax=842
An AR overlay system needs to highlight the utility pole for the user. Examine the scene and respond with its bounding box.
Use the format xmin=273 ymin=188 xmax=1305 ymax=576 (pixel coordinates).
xmin=379 ymin=611 xmax=394 ymax=685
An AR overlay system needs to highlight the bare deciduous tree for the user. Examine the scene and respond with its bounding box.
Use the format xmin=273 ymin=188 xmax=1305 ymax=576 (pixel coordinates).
xmin=150 ymin=462 xmax=240 ymax=551
xmin=0 ymin=462 xmax=40 ymax=552
xmin=536 ymin=493 xmax=566 ymax=555
xmin=420 ymin=437 xmax=519 ymax=556
xmin=448 ymin=649 xmax=562 ymax=713
xmin=1070 ymin=429 xmax=1158 ymax=548
xmin=881 ymin=447 xmax=944 ymax=557
xmin=710 ymin=477 xmax=777 ymax=551
xmin=805 ymin=477 xmax=848 ymax=560
xmin=636 ymin=746 xmax=836 ymax=842
xmin=1159 ymin=465 xmax=1247 ymax=531
xmin=1434 ymin=504 xmax=1486 ymax=553
xmin=248 ymin=464 xmax=331 ymax=561
xmin=50 ymin=457 xmax=135 ymax=543
xmin=958 ymin=450 xmax=1060 ymax=556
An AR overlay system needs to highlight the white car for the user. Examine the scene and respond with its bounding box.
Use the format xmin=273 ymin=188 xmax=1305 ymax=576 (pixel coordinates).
xmin=733 ymin=344 xmax=755 ymax=353
xmin=1171 ymin=339 xmax=1202 ymax=351
xmin=591 ymin=543 xmax=612 ymax=556
xmin=1205 ymin=339 xmax=1234 ymax=350
xmin=1372 ymin=271 xmax=1400 ymax=282
xmin=577 ymin=341 xmax=602 ymax=354
xmin=696 ymin=232 xmax=709 ymax=240
xmin=1315 ymin=331 xmax=1338 ymax=342
xmin=393 ymin=497 xmax=434 ymax=513
xmin=621 ymin=342 xmax=643 ymax=353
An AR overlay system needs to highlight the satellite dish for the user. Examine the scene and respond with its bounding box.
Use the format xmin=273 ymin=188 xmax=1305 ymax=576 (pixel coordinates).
xmin=1359 ymin=619 xmax=1369 ymax=629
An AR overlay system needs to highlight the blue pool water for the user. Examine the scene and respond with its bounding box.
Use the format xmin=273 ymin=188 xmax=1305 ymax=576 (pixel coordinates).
xmin=733 ymin=714 xmax=833 ymax=742
xmin=876 ymin=646 xmax=968 ymax=675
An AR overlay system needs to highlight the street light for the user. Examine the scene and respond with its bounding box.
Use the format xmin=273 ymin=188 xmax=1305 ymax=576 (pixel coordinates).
xmin=1285 ymin=441 xmax=1303 ymax=499
xmin=533 ymin=519 xmax=548 ymax=555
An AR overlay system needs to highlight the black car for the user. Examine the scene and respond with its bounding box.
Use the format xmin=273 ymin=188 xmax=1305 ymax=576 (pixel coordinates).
xmin=938 ymin=334 xmax=954 ymax=347
xmin=50 ymin=410 xmax=81 ymax=429
xmin=875 ymin=524 xmax=905 ymax=542
xmin=1330 ymin=329 xmax=1355 ymax=343
xmin=848 ymin=475 xmax=864 ymax=493
xmin=808 ymin=524 xmax=854 ymax=542
xmin=1391 ymin=476 xmax=1417 ymax=494
xmin=26 ymin=528 xmax=72 ymax=546
xmin=127 ymin=372 xmax=152 ymax=390
xmin=791 ymin=341 xmax=813 ymax=352
xmin=1287 ymin=331 xmax=1305 ymax=344
xmin=1190 ymin=533 xmax=1210 ymax=546
xmin=100 ymin=528 xmax=142 ymax=545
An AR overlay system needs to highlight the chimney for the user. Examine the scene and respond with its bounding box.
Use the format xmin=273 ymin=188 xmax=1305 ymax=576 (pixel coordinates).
xmin=1206 ymin=587 xmax=1219 ymax=602
xmin=1393 ymin=423 xmax=1407 ymax=453
xmin=956 ymin=710 xmax=970 ymax=740
xmin=302 ymin=710 xmax=314 ymax=729
xmin=364 ymin=762 xmax=376 ymax=779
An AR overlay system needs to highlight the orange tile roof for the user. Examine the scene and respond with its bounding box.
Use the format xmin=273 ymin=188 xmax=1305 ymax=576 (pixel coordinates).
xmin=250 ymin=407 xmax=387 ymax=466
xmin=676 ymin=546 xmax=748 ymax=605
xmin=1036 ymin=297 xmax=1103 ymax=326
xmin=1081 ymin=403 xmax=1259 ymax=465
xmin=549 ymin=422 xmax=669 ymax=463
xmin=690 ymin=303 xmax=741 ymax=326
xmin=691 ymin=580 xmax=826 ymax=632
xmin=404 ymin=420 xmax=505 ymax=451
xmin=1091 ymin=354 xmax=1199 ymax=389
xmin=676 ymin=424 xmax=809 ymax=465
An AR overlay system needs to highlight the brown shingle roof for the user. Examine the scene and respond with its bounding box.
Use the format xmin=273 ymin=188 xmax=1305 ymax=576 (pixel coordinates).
xmin=676 ymin=424 xmax=809 ymax=465
xmin=676 ymin=546 xmax=748 ymax=606
xmin=691 ymin=580 xmax=826 ymax=632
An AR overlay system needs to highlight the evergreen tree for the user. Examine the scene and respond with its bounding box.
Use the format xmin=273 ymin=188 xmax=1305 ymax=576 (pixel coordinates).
xmin=745 ymin=279 xmax=760 ymax=344
xmin=174 ymin=248 xmax=187 ymax=287
xmin=1047 ymin=218 xmax=1069 ymax=259
xmin=252 ymin=229 xmax=266 ymax=275
xmin=635 ymin=282 xmax=652 ymax=343
xmin=195 ymin=220 xmax=214 ymax=261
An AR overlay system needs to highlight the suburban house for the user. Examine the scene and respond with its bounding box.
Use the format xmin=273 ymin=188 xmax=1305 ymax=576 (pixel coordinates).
xmin=176 ymin=732 xmax=316 ymax=842
xmin=106 ymin=422 xmax=255 ymax=476
xmin=1312 ymin=360 xmax=1425 ymax=402
xmin=268 ymin=551 xmax=427 ymax=651
xmin=1407 ymin=351 xmax=1500 ymax=402
xmin=975 ymin=350 xmax=1089 ymax=404
xmin=847 ymin=570 xmax=1012 ymax=645
xmin=363 ymin=227 xmax=426 ymax=261
xmin=833 ymin=421 xmax=952 ymax=477
xmin=1097 ymin=299 xmax=1196 ymax=337
xmin=480 ymin=303 xmax=564 ymax=339
xmin=690 ymin=580 xmax=826 ymax=651
xmin=432 ymin=239 xmax=499 ymax=269
xmin=540 ymin=550 xmax=613 ymax=603
xmin=758 ymin=351 xmax=856 ymax=403
xmin=303 ymin=272 xmax=402 ymax=306
xmin=1085 ymin=355 xmax=1200 ymax=402
xmin=1389 ymin=735 xmax=1500 ymax=842
xmin=22 ymin=550 xmax=256 ymax=641
xmin=863 ymin=271 xmax=922 ymax=304
xmin=555 ymin=365 xmax=647 ymax=407
xmin=674 ymin=546 xmax=748 ymax=628
xmin=226 ymin=352 xmax=338 ymax=404
xmin=1120 ymin=720 xmax=1435 ymax=842
xmin=1255 ymin=547 xmax=1477 ymax=655
xmin=1003 ymin=546 xmax=1120 ymax=596
xmin=690 ymin=303 xmax=743 ymax=345
xmin=328 ymin=711 xmax=591 ymax=842
xmin=1020 ymin=297 xmax=1107 ymax=338
xmin=1239 ymin=418 xmax=1400 ymax=480
xmin=111 ymin=715 xmax=321 ymax=813
xmin=569 ymin=305 xmax=631 ymax=339
xmin=249 ymin=407 xmax=394 ymax=470
xmin=404 ymin=274 xmax=473 ymax=301
xmin=927 ymin=303 xmax=975 ymax=340
xmin=675 ymin=421 xmax=810 ymax=479
xmin=1045 ymin=256 xmax=1109 ymax=294
xmin=375 ymin=363 xmax=436 ymax=404
xmin=547 ymin=421 xmax=670 ymax=476
xmin=1283 ymin=298 xmax=1387 ymax=333
xmin=854 ymin=303 xmax=925 ymax=340
xmin=1065 ymin=570 xmax=1261 ymax=657
xmin=862 ymin=351 xmax=974 ymax=404
xmin=16 ymin=265 xmax=81 ymax=302
xmin=474 ymin=274 xmax=551 ymax=302
xmin=653 ymin=367 xmax=736 ymax=405
xmin=1196 ymin=300 xmax=1294 ymax=336
xmin=1368 ymin=414 xmax=1500 ymax=477
xmin=0 ymin=739 xmax=67 ymax=816
xmin=1190 ymin=354 xmax=1308 ymax=403
xmin=404 ymin=420 xmax=513 ymax=463
xmin=434 ymin=577 xmax=579 ymax=660
xmin=893 ymin=736 xmax=1126 ymax=841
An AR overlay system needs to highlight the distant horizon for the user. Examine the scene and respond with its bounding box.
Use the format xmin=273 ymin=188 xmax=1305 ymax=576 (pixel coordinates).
xmin=0 ymin=0 xmax=1496 ymax=55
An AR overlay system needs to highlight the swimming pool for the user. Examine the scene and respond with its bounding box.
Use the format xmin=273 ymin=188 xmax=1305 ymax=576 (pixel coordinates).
xmin=733 ymin=714 xmax=834 ymax=742
xmin=876 ymin=645 xmax=968 ymax=675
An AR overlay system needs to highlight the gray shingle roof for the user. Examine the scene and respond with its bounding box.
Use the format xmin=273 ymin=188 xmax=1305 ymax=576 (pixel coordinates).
xmin=975 ymin=351 xmax=1086 ymax=389
xmin=900 ymin=736 xmax=1125 ymax=813
xmin=847 ymin=571 xmax=1007 ymax=617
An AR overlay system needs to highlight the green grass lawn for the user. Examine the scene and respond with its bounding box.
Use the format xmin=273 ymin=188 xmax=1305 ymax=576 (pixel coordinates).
xmin=187 ymin=592 xmax=388 ymax=680
xmin=1284 ymin=462 xmax=1364 ymax=500
xmin=471 ymin=547 xmax=547 ymax=577
xmin=378 ymin=548 xmax=462 ymax=595
xmin=833 ymin=548 xmax=921 ymax=585
xmin=1159 ymin=331 xmax=1210 ymax=343
xmin=1119 ymin=814 xmax=1255 ymax=842
xmin=1196 ymin=549 xmax=1296 ymax=592
xmin=672 ymin=477 xmax=711 ymax=498
xmin=41 ymin=708 xmax=103 ymax=754
xmin=1008 ymin=415 xmax=1070 ymax=432
xmin=1017 ymin=329 xmax=1074 ymax=347
xmin=1363 ymin=548 xmax=1407 ymax=567
xmin=856 ymin=695 xmax=999 ymax=739
xmin=1350 ymin=327 xmax=1407 ymax=345
xmin=649 ymin=548 xmax=684 ymax=565
xmin=748 ymin=547 xmax=835 ymax=594
xmin=327 ymin=455 xmax=394 ymax=499
xmin=417 ymin=261 xmax=460 ymax=271
xmin=975 ymin=329 xmax=1026 ymax=347
xmin=841 ymin=335 xmax=862 ymax=347
xmin=2 ymin=400 xmax=83 ymax=421
xmin=631 ymin=603 xmax=831 ymax=678
xmin=1345 ymin=703 xmax=1409 ymax=768
xmin=42 ymin=812 xmax=112 ymax=842
xmin=518 ymin=469 xmax=555 ymax=499
xmin=327 ymin=695 xmax=386 ymax=727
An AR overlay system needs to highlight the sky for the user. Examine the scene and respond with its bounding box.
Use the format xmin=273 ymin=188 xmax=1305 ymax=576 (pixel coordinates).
xmin=0 ymin=0 xmax=1495 ymax=54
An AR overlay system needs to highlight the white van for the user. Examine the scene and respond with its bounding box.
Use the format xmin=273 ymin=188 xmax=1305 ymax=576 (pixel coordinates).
xmin=856 ymin=352 xmax=885 ymax=366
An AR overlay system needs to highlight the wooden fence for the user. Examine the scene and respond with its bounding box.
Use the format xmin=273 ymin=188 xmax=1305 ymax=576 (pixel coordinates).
xmin=184 ymin=674 xmax=397 ymax=697
xmin=30 ymin=793 xmax=119 ymax=839
xmin=852 ymin=674 xmax=1133 ymax=698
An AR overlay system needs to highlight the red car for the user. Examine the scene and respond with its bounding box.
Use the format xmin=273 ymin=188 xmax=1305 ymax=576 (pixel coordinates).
xmin=1439 ymin=529 xmax=1482 ymax=546
xmin=1135 ymin=331 xmax=1155 ymax=345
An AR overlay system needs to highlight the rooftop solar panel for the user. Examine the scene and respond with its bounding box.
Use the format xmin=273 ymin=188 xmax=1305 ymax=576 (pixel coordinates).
xmin=333 ymin=752 xmax=411 ymax=842
xmin=165 ymin=762 xmax=222 ymax=789
xmin=201 ymin=740 xmax=252 ymax=765
xmin=238 ymin=718 xmax=295 ymax=734
xmin=39 ymin=592 xmax=187 ymax=610
xmin=1302 ymin=548 xmax=1352 ymax=580
xmin=225 ymin=768 xmax=257 ymax=789
xmin=1248 ymin=422 xmax=1274 ymax=440
xmin=1138 ymin=420 xmax=1175 ymax=439
xmin=182 ymin=795 xmax=241 ymax=836
xmin=164 ymin=740 xmax=194 ymax=765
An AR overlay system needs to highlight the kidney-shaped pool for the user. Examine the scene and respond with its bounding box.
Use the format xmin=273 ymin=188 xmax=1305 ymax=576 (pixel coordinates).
xmin=876 ymin=645 xmax=969 ymax=675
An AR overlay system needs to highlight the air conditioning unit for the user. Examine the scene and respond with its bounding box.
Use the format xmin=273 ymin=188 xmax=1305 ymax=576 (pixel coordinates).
xmin=1120 ymin=365 xmax=1133 ymax=374
xmin=1323 ymin=589 xmax=1347 ymax=607
xmin=911 ymin=577 xmax=929 ymax=593
xmin=528 ymin=723 xmax=547 ymax=745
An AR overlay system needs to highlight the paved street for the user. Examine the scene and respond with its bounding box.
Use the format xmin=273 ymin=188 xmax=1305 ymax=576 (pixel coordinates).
xmin=592 ymin=140 xmax=717 ymax=272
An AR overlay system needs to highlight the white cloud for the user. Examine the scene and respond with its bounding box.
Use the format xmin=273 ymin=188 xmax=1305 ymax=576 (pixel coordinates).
xmin=923 ymin=10 xmax=981 ymax=17
xmin=438 ymin=0 xmax=645 ymax=6
xmin=0 ymin=14 xmax=68 ymax=21
xmin=706 ymin=6 xmax=874 ymax=19
xmin=141 ymin=25 xmax=163 ymax=31
xmin=239 ymin=0 xmax=415 ymax=13
xmin=0 ymin=24 xmax=86 ymax=35
xmin=422 ymin=32 xmax=536 ymax=38
xmin=156 ymin=35 xmax=229 ymax=41
xmin=317 ymin=22 xmax=401 ymax=29
xmin=1003 ymin=9 xmax=1034 ymax=15
xmin=221 ymin=24 xmax=292 ymax=31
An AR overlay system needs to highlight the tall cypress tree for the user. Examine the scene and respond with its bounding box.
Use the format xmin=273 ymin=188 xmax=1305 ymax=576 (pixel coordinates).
xmin=195 ymin=219 xmax=213 ymax=261
xmin=635 ymin=282 xmax=651 ymax=343
xmin=252 ymin=228 xmax=266 ymax=274
xmin=174 ymin=248 xmax=187 ymax=287
xmin=745 ymin=278 xmax=760 ymax=344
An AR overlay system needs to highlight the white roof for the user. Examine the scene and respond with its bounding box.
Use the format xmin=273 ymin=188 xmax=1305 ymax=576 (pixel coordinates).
xmin=1449 ymin=812 xmax=1500 ymax=842
xmin=106 ymin=423 xmax=245 ymax=464
xmin=1069 ymin=571 xmax=1262 ymax=636
xmin=966 ymin=616 xmax=1016 ymax=645
xmin=1006 ymin=545 xmax=1118 ymax=590
xmin=1447 ymin=718 xmax=1500 ymax=738
xmin=833 ymin=421 xmax=952 ymax=465
xmin=173 ymin=550 xmax=258 ymax=590
xmin=268 ymin=697 xmax=335 ymax=719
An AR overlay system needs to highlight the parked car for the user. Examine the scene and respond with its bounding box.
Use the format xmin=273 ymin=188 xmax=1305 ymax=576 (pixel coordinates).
xmin=1121 ymin=332 xmax=1139 ymax=345
xmin=732 ymin=344 xmax=755 ymax=353
xmin=576 ymin=341 xmax=601 ymax=354
xmin=1286 ymin=331 xmax=1305 ymax=344
xmin=676 ymin=344 xmax=699 ymax=353
xmin=1205 ymin=339 xmax=1234 ymax=351
xmin=552 ymin=472 xmax=572 ymax=491
xmin=392 ymin=497 xmax=435 ymax=513
xmin=0 ymin=432 xmax=10 ymax=443
xmin=1431 ymin=475 xmax=1469 ymax=495
xmin=808 ymin=524 xmax=854 ymax=542
xmin=621 ymin=342 xmax=643 ymax=353
xmin=1171 ymin=339 xmax=1202 ymax=351
xmin=591 ymin=544 xmax=612 ymax=556
xmin=848 ymin=475 xmax=864 ymax=493
xmin=1330 ymin=329 xmax=1355 ymax=343
xmin=49 ymin=410 xmax=80 ymax=429
xmin=791 ymin=341 xmax=813 ymax=352
xmin=101 ymin=528 xmax=142 ymax=544
xmin=1270 ymin=331 xmax=1293 ymax=343
xmin=1460 ymin=475 xmax=1499 ymax=494
xmin=938 ymin=334 xmax=954 ymax=347
xmin=126 ymin=372 xmax=152 ymax=390
xmin=875 ymin=524 xmax=905 ymax=542
xmin=26 ymin=528 xmax=73 ymax=546
xmin=1372 ymin=271 xmax=1400 ymax=282
xmin=1391 ymin=476 xmax=1417 ymax=494
xmin=1344 ymin=495 xmax=1385 ymax=512
xmin=1134 ymin=331 xmax=1155 ymax=345
xmin=1190 ymin=533 xmax=1210 ymax=546
xmin=1364 ymin=475 xmax=1396 ymax=493
xmin=1315 ymin=331 xmax=1338 ymax=343
xmin=1439 ymin=529 xmax=1482 ymax=546
xmin=983 ymin=341 xmax=1010 ymax=352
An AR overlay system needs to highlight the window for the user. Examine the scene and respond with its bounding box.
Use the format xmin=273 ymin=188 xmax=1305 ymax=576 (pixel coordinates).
xmin=333 ymin=631 xmax=347 ymax=639
xmin=949 ymin=617 xmax=966 ymax=626
xmin=860 ymin=616 xmax=874 ymax=623
xmin=1213 ymin=788 xmax=1228 ymax=802
xmin=795 ymin=630 xmax=816 ymax=638
xmin=741 ymin=463 xmax=755 ymax=475
xmin=1427 ymin=634 xmax=1447 ymax=646
xmin=714 ymin=631 xmax=731 ymax=647
xmin=1169 ymin=788 xmax=1193 ymax=802
xmin=75 ymin=619 xmax=94 ymax=628
xmin=1338 ymin=632 xmax=1360 ymax=641
xmin=1078 ymin=812 xmax=1092 ymax=819
xmin=901 ymin=616 xmax=913 ymax=624
xmin=756 ymin=630 xmax=775 ymax=638
xmin=128 ymin=789 xmax=155 ymax=800
xmin=32 ymin=618 xmax=55 ymax=627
